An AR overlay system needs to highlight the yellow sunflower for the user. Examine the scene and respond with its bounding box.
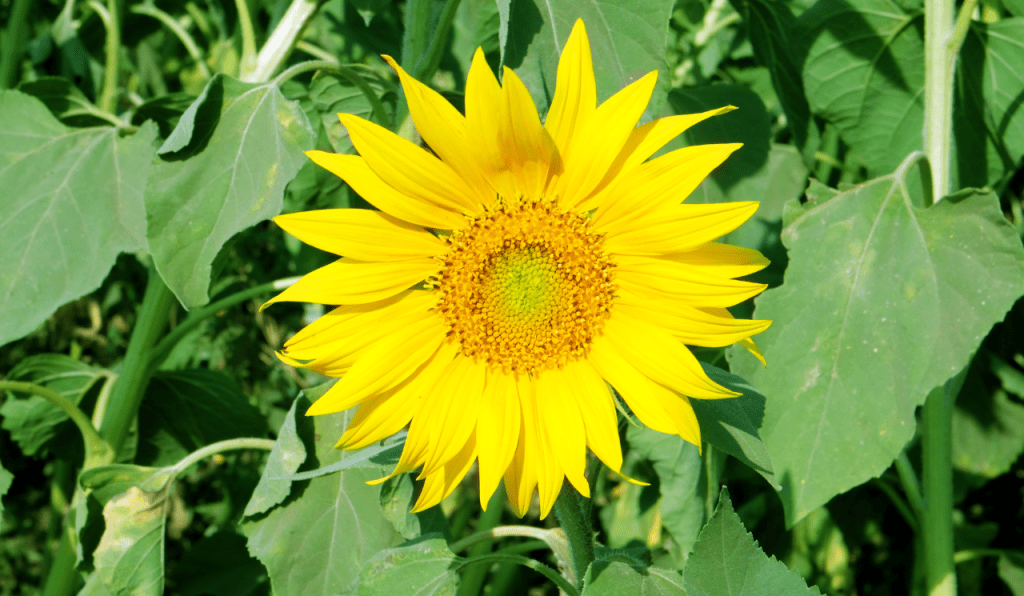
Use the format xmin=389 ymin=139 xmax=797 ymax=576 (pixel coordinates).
xmin=264 ymin=19 xmax=770 ymax=518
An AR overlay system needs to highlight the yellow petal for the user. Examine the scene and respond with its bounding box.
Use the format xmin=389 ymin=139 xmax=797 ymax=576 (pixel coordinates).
xmin=616 ymin=255 xmax=768 ymax=308
xmin=587 ymin=334 xmax=680 ymax=435
xmin=535 ymin=369 xmax=590 ymax=498
xmin=563 ymin=359 xmax=622 ymax=472
xmin=601 ymin=311 xmax=738 ymax=399
xmin=592 ymin=143 xmax=741 ymax=227
xmin=661 ymin=243 xmax=770 ymax=278
xmin=261 ymin=257 xmax=438 ymax=309
xmin=412 ymin=432 xmax=478 ymax=512
xmin=544 ymin=19 xmax=596 ymax=156
xmin=304 ymin=314 xmax=447 ymax=415
xmin=615 ymin=294 xmax=772 ymax=348
xmin=503 ymin=385 xmax=536 ymax=517
xmin=305 ymin=151 xmax=466 ymax=230
xmin=416 ymin=356 xmax=485 ymax=476
xmin=499 ymin=67 xmax=557 ymax=200
xmin=465 ymin=49 xmax=520 ymax=200
xmin=477 ymin=370 xmax=522 ymax=509
xmin=702 ymin=307 xmax=769 ymax=366
xmin=555 ymin=71 xmax=658 ymax=206
xmin=339 ymin=114 xmax=483 ymax=216
xmin=665 ymin=394 xmax=702 ymax=450
xmin=600 ymin=202 xmax=759 ymax=255
xmin=274 ymin=209 xmax=445 ymax=260
xmin=381 ymin=55 xmax=495 ymax=208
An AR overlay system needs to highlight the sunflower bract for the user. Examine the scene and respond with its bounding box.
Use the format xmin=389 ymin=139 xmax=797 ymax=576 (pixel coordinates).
xmin=264 ymin=19 xmax=771 ymax=518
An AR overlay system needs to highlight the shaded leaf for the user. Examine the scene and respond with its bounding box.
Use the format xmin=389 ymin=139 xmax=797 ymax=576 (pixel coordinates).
xmin=379 ymin=474 xmax=450 ymax=540
xmin=242 ymin=394 xmax=307 ymax=517
xmin=952 ymin=354 xmax=1024 ymax=479
xmin=498 ymin=0 xmax=675 ymax=117
xmin=730 ymin=179 xmax=1024 ymax=524
xmin=171 ymin=531 xmax=268 ymax=596
xmin=145 ymin=74 xmax=314 ymax=308
xmin=242 ymin=393 xmax=403 ymax=595
xmin=693 ymin=364 xmax=778 ymax=490
xmin=582 ymin=560 xmax=685 ymax=595
xmin=0 ymin=354 xmax=104 ymax=456
xmin=309 ymin=67 xmax=395 ymax=155
xmin=0 ymin=464 xmax=12 ymax=520
xmin=684 ymin=489 xmax=819 ymax=596
xmin=343 ymin=536 xmax=460 ymax=596
xmin=0 ymin=91 xmax=157 ymax=346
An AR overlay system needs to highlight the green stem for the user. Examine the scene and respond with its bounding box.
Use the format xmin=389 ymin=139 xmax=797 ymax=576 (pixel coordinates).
xmin=450 ymin=524 xmax=559 ymax=554
xmin=89 ymin=0 xmax=120 ymax=113
xmin=0 ymin=382 xmax=114 ymax=468
xmin=242 ymin=0 xmax=323 ymax=83
xmin=148 ymin=278 xmax=295 ymax=371
xmin=553 ymin=484 xmax=595 ymax=590
xmin=40 ymin=535 xmax=79 ymax=596
xmin=235 ymin=0 xmax=259 ymax=79
xmin=0 ymin=0 xmax=32 ymax=88
xmin=456 ymin=487 xmax=505 ymax=596
xmin=457 ymin=554 xmax=580 ymax=596
xmin=166 ymin=437 xmax=276 ymax=476
xmin=97 ymin=267 xmax=176 ymax=453
xmin=412 ymin=0 xmax=462 ymax=82
xmin=895 ymin=452 xmax=925 ymax=521
xmin=954 ymin=548 xmax=1021 ymax=564
xmin=130 ymin=4 xmax=211 ymax=79
xmin=396 ymin=0 xmax=462 ymax=134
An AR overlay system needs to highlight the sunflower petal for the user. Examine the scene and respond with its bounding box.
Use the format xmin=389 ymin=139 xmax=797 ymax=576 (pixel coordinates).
xmin=465 ymin=49 xmax=519 ymax=200
xmin=544 ymin=19 xmax=596 ymax=155
xmin=274 ymin=209 xmax=445 ymax=260
xmin=662 ymin=243 xmax=770 ymax=278
xmin=563 ymin=359 xmax=622 ymax=472
xmin=261 ymin=258 xmax=437 ymax=309
xmin=615 ymin=294 xmax=772 ymax=348
xmin=616 ymin=255 xmax=768 ymax=308
xmin=477 ymin=371 xmax=522 ymax=509
xmin=417 ymin=356 xmax=485 ymax=476
xmin=535 ymin=369 xmax=590 ymax=498
xmin=499 ymin=67 xmax=557 ymax=200
xmin=412 ymin=433 xmax=478 ymax=512
xmin=305 ymin=151 xmax=466 ymax=230
xmin=600 ymin=202 xmax=759 ymax=255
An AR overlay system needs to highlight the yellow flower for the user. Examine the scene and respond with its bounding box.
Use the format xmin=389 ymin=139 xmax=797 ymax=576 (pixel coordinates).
xmin=265 ymin=19 xmax=770 ymax=518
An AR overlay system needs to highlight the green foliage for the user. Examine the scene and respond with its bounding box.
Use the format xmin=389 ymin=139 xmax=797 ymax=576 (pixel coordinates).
xmin=582 ymin=560 xmax=686 ymax=595
xmin=343 ymin=536 xmax=461 ymax=596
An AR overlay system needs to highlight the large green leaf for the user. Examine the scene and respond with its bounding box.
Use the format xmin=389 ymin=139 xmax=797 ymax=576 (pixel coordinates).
xmin=800 ymin=0 xmax=924 ymax=176
xmin=343 ymin=536 xmax=461 ymax=596
xmin=137 ymin=369 xmax=268 ymax=466
xmin=730 ymin=179 xmax=1024 ymax=524
xmin=683 ymin=490 xmax=819 ymax=595
xmin=242 ymin=393 xmax=308 ymax=517
xmin=581 ymin=561 xmax=686 ymax=595
xmin=0 ymin=91 xmax=157 ymax=347
xmin=0 ymin=354 xmax=105 ymax=456
xmin=952 ymin=354 xmax=1024 ymax=479
xmin=497 ymin=0 xmax=675 ymax=117
xmin=729 ymin=0 xmax=819 ymax=162
xmin=626 ymin=425 xmax=703 ymax=565
xmin=309 ymin=68 xmax=395 ymax=155
xmin=145 ymin=74 xmax=314 ymax=308
xmin=242 ymin=393 xmax=404 ymax=596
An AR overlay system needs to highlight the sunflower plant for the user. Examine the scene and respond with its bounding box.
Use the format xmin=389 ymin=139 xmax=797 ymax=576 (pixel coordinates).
xmin=2 ymin=1 xmax=1024 ymax=596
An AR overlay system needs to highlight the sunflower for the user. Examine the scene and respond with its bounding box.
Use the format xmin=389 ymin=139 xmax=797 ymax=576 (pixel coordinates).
xmin=264 ymin=19 xmax=771 ymax=518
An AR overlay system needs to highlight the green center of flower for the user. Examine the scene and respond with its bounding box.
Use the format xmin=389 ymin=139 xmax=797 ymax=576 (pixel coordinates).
xmin=431 ymin=200 xmax=615 ymax=375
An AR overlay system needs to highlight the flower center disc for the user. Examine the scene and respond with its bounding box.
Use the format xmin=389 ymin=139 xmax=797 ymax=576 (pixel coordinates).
xmin=433 ymin=200 xmax=615 ymax=374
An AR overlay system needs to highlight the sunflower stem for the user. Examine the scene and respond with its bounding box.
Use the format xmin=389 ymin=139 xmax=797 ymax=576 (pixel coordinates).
xmin=553 ymin=484 xmax=595 ymax=589
xmin=242 ymin=0 xmax=323 ymax=83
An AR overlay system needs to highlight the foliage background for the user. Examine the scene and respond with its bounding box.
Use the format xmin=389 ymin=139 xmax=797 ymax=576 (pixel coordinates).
xmin=1 ymin=0 xmax=1024 ymax=594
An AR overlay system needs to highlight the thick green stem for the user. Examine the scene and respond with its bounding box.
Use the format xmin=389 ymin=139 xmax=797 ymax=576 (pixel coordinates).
xmin=96 ymin=268 xmax=176 ymax=454
xmin=0 ymin=0 xmax=32 ymax=88
xmin=553 ymin=485 xmax=594 ymax=590
xmin=241 ymin=0 xmax=322 ymax=83
xmin=457 ymin=554 xmax=579 ymax=596
xmin=235 ymin=0 xmax=259 ymax=79
xmin=95 ymin=0 xmax=121 ymax=113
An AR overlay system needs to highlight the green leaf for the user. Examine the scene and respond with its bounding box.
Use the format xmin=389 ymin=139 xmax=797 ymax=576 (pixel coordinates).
xmin=242 ymin=393 xmax=404 ymax=596
xmin=730 ymin=0 xmax=819 ymax=161
xmin=349 ymin=0 xmax=391 ymax=26
xmin=16 ymin=76 xmax=94 ymax=120
xmin=497 ymin=0 xmax=676 ymax=117
xmin=800 ymin=0 xmax=923 ymax=176
xmin=999 ymin=554 xmax=1024 ymax=596
xmin=730 ymin=179 xmax=1024 ymax=524
xmin=0 ymin=463 xmax=12 ymax=520
xmin=145 ymin=74 xmax=314 ymax=308
xmin=957 ymin=19 xmax=1024 ymax=187
xmin=582 ymin=560 xmax=686 ymax=595
xmin=137 ymin=369 xmax=268 ymax=466
xmin=0 ymin=354 xmax=104 ymax=456
xmin=78 ymin=468 xmax=176 ymax=596
xmin=0 ymin=90 xmax=157 ymax=347
xmin=309 ymin=68 xmax=395 ymax=155
xmin=170 ymin=530 xmax=267 ymax=596
xmin=693 ymin=364 xmax=778 ymax=490
xmin=242 ymin=394 xmax=307 ymax=517
xmin=683 ymin=489 xmax=819 ymax=596
xmin=379 ymin=474 xmax=450 ymax=540
xmin=626 ymin=425 xmax=703 ymax=565
xmin=952 ymin=355 xmax=1024 ymax=479
xmin=451 ymin=0 xmax=502 ymax=78
xmin=344 ymin=536 xmax=461 ymax=596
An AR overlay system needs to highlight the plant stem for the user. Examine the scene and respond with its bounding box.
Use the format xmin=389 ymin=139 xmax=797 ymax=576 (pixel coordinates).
xmin=456 ymin=487 xmax=505 ymax=596
xmin=96 ymin=267 xmax=176 ymax=454
xmin=97 ymin=0 xmax=121 ymax=113
xmin=0 ymin=382 xmax=114 ymax=468
xmin=235 ymin=0 xmax=259 ymax=79
xmin=242 ymin=0 xmax=322 ymax=83
xmin=130 ymin=4 xmax=211 ymax=80
xmin=166 ymin=437 xmax=276 ymax=476
xmin=0 ymin=0 xmax=32 ymax=88
xmin=553 ymin=484 xmax=595 ymax=590
xmin=922 ymin=0 xmax=974 ymax=592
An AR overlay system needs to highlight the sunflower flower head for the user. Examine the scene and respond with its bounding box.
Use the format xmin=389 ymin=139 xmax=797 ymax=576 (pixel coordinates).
xmin=264 ymin=19 xmax=771 ymax=518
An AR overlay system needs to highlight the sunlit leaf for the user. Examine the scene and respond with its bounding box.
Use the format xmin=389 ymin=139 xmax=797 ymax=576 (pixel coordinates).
xmin=145 ymin=74 xmax=314 ymax=308
xmin=497 ymin=0 xmax=675 ymax=116
xmin=343 ymin=536 xmax=461 ymax=596
xmin=684 ymin=490 xmax=819 ymax=595
xmin=0 ymin=91 xmax=157 ymax=347
xmin=730 ymin=179 xmax=1024 ymax=524
xmin=582 ymin=560 xmax=686 ymax=595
